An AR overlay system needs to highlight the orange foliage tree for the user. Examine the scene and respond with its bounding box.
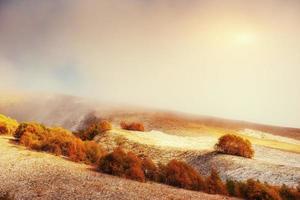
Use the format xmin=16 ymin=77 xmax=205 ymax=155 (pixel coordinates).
xmin=14 ymin=122 xmax=46 ymax=139
xmin=15 ymin=122 xmax=105 ymax=164
xmin=142 ymin=157 xmax=160 ymax=182
xmin=98 ymin=147 xmax=145 ymax=182
xmin=245 ymin=179 xmax=282 ymax=200
xmin=163 ymin=159 xmax=205 ymax=191
xmin=75 ymin=120 xmax=112 ymax=140
xmin=280 ymin=184 xmax=300 ymax=200
xmin=215 ymin=134 xmax=254 ymax=158
xmin=205 ymin=169 xmax=228 ymax=195
xmin=0 ymin=114 xmax=19 ymax=135
xmin=120 ymin=121 xmax=145 ymax=132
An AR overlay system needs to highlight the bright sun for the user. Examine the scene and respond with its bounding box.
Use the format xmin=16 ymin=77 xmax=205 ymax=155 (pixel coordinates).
xmin=235 ymin=33 xmax=256 ymax=45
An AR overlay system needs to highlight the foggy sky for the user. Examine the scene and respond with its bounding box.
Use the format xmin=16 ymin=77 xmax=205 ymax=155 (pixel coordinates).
xmin=0 ymin=0 xmax=300 ymax=128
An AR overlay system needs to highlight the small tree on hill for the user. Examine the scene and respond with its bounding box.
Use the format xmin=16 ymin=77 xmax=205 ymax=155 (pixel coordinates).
xmin=215 ymin=134 xmax=254 ymax=158
xmin=164 ymin=159 xmax=205 ymax=191
xmin=98 ymin=148 xmax=145 ymax=182
xmin=205 ymin=168 xmax=228 ymax=195
xmin=76 ymin=120 xmax=112 ymax=140
xmin=120 ymin=121 xmax=145 ymax=132
xmin=0 ymin=114 xmax=18 ymax=135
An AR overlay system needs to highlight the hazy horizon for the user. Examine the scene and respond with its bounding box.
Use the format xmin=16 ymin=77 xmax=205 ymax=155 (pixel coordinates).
xmin=1 ymin=0 xmax=300 ymax=128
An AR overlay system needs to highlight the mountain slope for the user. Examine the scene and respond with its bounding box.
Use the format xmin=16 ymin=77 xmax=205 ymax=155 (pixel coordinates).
xmin=0 ymin=92 xmax=300 ymax=140
xmin=95 ymin=128 xmax=300 ymax=187
xmin=0 ymin=136 xmax=235 ymax=200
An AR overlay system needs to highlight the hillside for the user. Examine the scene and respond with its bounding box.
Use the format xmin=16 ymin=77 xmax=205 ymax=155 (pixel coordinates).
xmin=95 ymin=128 xmax=300 ymax=187
xmin=0 ymin=93 xmax=300 ymax=140
xmin=0 ymin=135 xmax=235 ymax=200
xmin=0 ymin=92 xmax=300 ymax=198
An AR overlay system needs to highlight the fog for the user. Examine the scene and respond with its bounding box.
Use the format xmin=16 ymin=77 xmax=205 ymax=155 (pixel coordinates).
xmin=0 ymin=0 xmax=300 ymax=128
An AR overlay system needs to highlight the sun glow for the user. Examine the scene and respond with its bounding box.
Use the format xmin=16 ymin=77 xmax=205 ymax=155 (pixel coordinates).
xmin=235 ymin=33 xmax=256 ymax=45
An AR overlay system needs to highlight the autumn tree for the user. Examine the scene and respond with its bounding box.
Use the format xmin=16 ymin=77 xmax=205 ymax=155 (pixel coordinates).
xmin=76 ymin=120 xmax=112 ymax=140
xmin=205 ymin=168 xmax=228 ymax=195
xmin=0 ymin=114 xmax=18 ymax=135
xmin=142 ymin=157 xmax=160 ymax=182
xmin=120 ymin=121 xmax=145 ymax=132
xmin=98 ymin=148 xmax=145 ymax=182
xmin=245 ymin=179 xmax=281 ymax=200
xmin=280 ymin=184 xmax=300 ymax=200
xmin=215 ymin=134 xmax=254 ymax=158
xmin=164 ymin=159 xmax=205 ymax=191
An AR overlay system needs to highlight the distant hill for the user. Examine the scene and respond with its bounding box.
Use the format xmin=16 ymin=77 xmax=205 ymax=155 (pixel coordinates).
xmin=0 ymin=91 xmax=299 ymax=140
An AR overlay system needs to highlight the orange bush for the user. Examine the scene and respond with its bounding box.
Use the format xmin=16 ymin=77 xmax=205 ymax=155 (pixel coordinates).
xmin=234 ymin=181 xmax=248 ymax=198
xmin=19 ymin=129 xmax=49 ymax=150
xmin=14 ymin=122 xmax=46 ymax=139
xmin=215 ymin=134 xmax=254 ymax=158
xmin=163 ymin=159 xmax=205 ymax=191
xmin=0 ymin=114 xmax=19 ymax=135
xmin=85 ymin=141 xmax=107 ymax=164
xmin=16 ymin=123 xmax=105 ymax=163
xmin=75 ymin=120 xmax=112 ymax=140
xmin=280 ymin=184 xmax=300 ymax=200
xmin=0 ymin=123 xmax=8 ymax=134
xmin=142 ymin=157 xmax=160 ymax=181
xmin=226 ymin=179 xmax=236 ymax=196
xmin=245 ymin=179 xmax=282 ymax=200
xmin=205 ymin=169 xmax=228 ymax=195
xmin=120 ymin=121 xmax=145 ymax=132
xmin=98 ymin=148 xmax=145 ymax=182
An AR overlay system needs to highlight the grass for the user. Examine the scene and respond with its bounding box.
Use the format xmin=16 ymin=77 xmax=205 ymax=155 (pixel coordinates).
xmin=182 ymin=125 xmax=300 ymax=153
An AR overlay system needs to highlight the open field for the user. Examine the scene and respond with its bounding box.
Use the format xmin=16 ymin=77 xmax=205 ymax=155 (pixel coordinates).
xmin=95 ymin=128 xmax=300 ymax=187
xmin=0 ymin=135 xmax=235 ymax=200
xmin=0 ymin=93 xmax=300 ymax=198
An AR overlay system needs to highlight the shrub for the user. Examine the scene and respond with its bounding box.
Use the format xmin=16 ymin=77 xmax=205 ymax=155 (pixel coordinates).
xmin=232 ymin=180 xmax=247 ymax=198
xmin=19 ymin=129 xmax=49 ymax=150
xmin=280 ymin=184 xmax=300 ymax=200
xmin=163 ymin=159 xmax=205 ymax=191
xmin=16 ymin=123 xmax=106 ymax=163
xmin=20 ymin=126 xmax=87 ymax=162
xmin=75 ymin=120 xmax=112 ymax=140
xmin=215 ymin=134 xmax=254 ymax=158
xmin=77 ymin=112 xmax=100 ymax=131
xmin=0 ymin=114 xmax=18 ymax=135
xmin=98 ymin=148 xmax=145 ymax=182
xmin=225 ymin=180 xmax=249 ymax=198
xmin=205 ymin=168 xmax=228 ymax=195
xmin=245 ymin=179 xmax=281 ymax=200
xmin=226 ymin=179 xmax=236 ymax=196
xmin=85 ymin=141 xmax=106 ymax=164
xmin=14 ymin=122 xmax=46 ymax=139
xmin=120 ymin=121 xmax=145 ymax=132
xmin=142 ymin=157 xmax=160 ymax=182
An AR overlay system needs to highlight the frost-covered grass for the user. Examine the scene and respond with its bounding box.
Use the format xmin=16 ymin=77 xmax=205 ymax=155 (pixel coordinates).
xmin=110 ymin=129 xmax=218 ymax=150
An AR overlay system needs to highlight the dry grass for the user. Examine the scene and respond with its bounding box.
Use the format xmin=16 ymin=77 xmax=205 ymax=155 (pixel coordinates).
xmin=96 ymin=128 xmax=300 ymax=187
xmin=0 ymin=135 xmax=235 ymax=200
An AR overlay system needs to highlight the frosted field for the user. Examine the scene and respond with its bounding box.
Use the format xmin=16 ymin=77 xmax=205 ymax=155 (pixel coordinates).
xmin=239 ymin=129 xmax=300 ymax=145
xmin=114 ymin=129 xmax=218 ymax=150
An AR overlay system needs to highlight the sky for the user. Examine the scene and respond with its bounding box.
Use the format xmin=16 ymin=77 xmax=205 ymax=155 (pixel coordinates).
xmin=0 ymin=0 xmax=300 ymax=128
